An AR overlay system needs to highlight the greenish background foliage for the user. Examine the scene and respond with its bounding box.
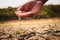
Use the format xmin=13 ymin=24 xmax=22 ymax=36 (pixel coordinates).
xmin=0 ymin=5 xmax=60 ymax=21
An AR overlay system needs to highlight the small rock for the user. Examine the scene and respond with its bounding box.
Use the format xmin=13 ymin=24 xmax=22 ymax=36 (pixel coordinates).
xmin=0 ymin=35 xmax=10 ymax=39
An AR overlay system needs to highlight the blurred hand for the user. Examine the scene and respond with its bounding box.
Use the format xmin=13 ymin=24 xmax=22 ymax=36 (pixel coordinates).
xmin=15 ymin=11 xmax=33 ymax=17
xmin=15 ymin=0 xmax=48 ymax=18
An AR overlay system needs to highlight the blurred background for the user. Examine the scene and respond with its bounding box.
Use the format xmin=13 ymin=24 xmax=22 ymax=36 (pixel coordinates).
xmin=0 ymin=0 xmax=60 ymax=21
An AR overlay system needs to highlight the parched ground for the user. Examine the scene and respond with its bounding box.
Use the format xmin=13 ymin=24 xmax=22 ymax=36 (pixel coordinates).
xmin=0 ymin=18 xmax=60 ymax=40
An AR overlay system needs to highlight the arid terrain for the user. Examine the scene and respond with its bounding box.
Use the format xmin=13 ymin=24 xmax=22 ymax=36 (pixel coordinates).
xmin=0 ymin=18 xmax=60 ymax=40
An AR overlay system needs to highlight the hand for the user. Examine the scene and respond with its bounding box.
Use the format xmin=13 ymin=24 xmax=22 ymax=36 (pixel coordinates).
xmin=15 ymin=0 xmax=48 ymax=18
xmin=15 ymin=11 xmax=33 ymax=18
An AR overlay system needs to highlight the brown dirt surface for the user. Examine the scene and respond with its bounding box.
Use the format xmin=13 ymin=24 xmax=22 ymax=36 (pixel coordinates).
xmin=0 ymin=18 xmax=60 ymax=40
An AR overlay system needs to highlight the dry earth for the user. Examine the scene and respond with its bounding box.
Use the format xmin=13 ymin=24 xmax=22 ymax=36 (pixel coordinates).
xmin=0 ymin=18 xmax=60 ymax=40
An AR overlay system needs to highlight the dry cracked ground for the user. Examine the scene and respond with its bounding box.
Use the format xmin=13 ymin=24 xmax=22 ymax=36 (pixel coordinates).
xmin=0 ymin=18 xmax=60 ymax=40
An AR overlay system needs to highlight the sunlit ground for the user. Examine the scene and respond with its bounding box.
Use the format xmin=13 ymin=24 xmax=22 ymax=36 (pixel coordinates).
xmin=0 ymin=18 xmax=60 ymax=30
xmin=0 ymin=18 xmax=60 ymax=40
xmin=0 ymin=18 xmax=60 ymax=27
